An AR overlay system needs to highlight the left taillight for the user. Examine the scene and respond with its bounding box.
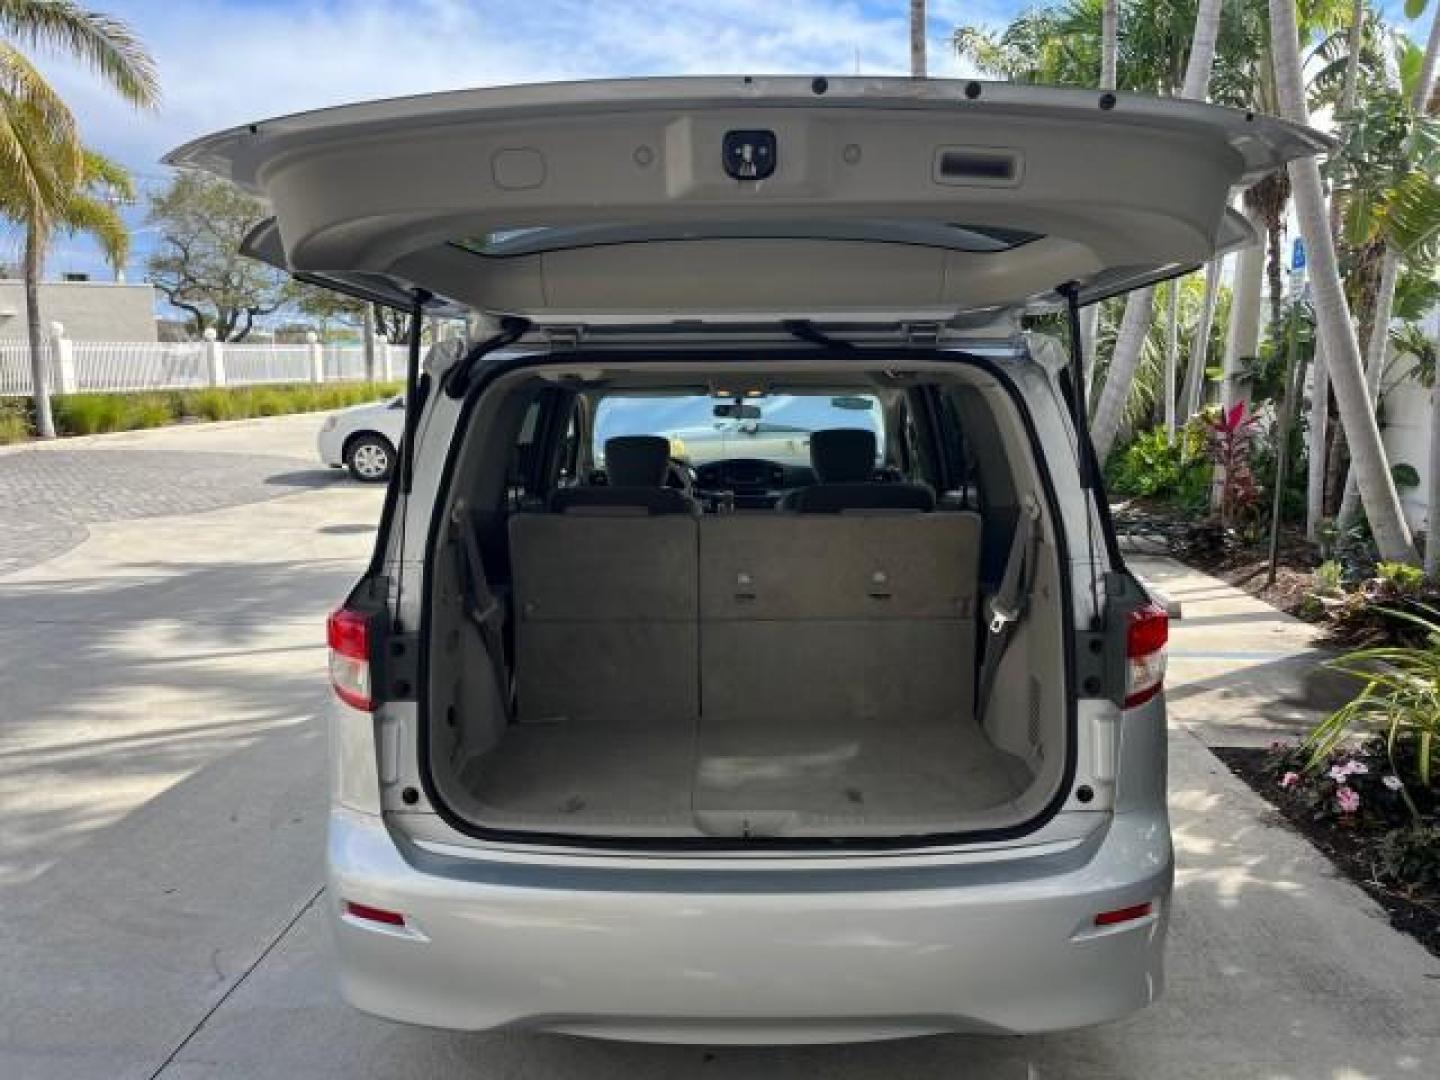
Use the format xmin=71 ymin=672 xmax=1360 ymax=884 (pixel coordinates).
xmin=1124 ymin=602 xmax=1169 ymax=709
xmin=327 ymin=607 xmax=373 ymax=711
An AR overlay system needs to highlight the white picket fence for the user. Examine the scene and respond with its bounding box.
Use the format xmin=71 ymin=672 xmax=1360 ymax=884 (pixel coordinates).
xmin=0 ymin=332 xmax=404 ymax=397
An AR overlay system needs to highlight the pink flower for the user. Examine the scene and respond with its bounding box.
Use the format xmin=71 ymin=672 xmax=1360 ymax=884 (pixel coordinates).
xmin=1279 ymin=771 xmax=1301 ymax=789
xmin=1383 ymin=775 xmax=1404 ymax=792
xmin=1336 ymin=786 xmax=1361 ymax=814
xmin=1328 ymin=760 xmax=1369 ymax=782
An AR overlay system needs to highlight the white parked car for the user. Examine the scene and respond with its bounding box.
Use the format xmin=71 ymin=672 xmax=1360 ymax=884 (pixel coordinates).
xmin=170 ymin=77 xmax=1325 ymax=1044
xmin=317 ymin=396 xmax=406 ymax=481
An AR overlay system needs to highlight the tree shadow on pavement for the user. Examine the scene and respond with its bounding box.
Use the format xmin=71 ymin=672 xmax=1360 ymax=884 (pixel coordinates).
xmin=265 ymin=469 xmax=351 ymax=489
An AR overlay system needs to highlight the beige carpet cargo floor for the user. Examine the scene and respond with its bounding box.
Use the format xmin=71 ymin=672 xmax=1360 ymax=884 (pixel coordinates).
xmin=458 ymin=714 xmax=1033 ymax=838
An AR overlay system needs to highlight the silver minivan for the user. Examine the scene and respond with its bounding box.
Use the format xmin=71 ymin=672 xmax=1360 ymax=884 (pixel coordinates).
xmin=170 ymin=77 xmax=1325 ymax=1043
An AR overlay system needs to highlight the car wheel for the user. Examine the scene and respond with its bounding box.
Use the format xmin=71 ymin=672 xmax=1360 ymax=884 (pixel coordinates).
xmin=345 ymin=433 xmax=395 ymax=482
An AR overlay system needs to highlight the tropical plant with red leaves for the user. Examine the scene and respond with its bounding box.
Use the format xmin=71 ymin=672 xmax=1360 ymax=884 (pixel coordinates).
xmin=1205 ymin=401 xmax=1260 ymax=526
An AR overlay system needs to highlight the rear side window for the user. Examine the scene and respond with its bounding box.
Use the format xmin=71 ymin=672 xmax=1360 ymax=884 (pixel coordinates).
xmin=505 ymin=398 xmax=542 ymax=510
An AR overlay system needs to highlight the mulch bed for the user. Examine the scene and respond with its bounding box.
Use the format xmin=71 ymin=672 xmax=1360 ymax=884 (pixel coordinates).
xmin=1195 ymin=557 xmax=1316 ymax=617
xmin=1114 ymin=501 xmax=1324 ymax=618
xmin=1213 ymin=746 xmax=1440 ymax=959
xmin=1177 ymin=521 xmax=1320 ymax=617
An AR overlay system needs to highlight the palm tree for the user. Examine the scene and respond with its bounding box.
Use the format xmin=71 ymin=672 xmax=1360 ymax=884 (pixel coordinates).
xmin=1268 ymin=0 xmax=1415 ymax=562
xmin=1180 ymin=257 xmax=1222 ymax=417
xmin=1101 ymin=0 xmax=1118 ymax=89
xmin=36 ymin=147 xmax=133 ymax=274
xmin=1090 ymin=0 xmax=1226 ymax=462
xmin=1333 ymin=17 xmax=1440 ymax=535
xmin=1081 ymin=0 xmax=1120 ymax=391
xmin=1306 ymin=0 xmax=1366 ymax=541
xmin=910 ymin=0 xmax=926 ymax=77
xmin=1207 ymin=2 xmax=1372 ymax=498
xmin=1220 ymin=203 xmax=1267 ymax=412
xmin=952 ymin=4 xmax=1087 ymax=84
xmin=0 ymin=1 xmax=158 ymax=437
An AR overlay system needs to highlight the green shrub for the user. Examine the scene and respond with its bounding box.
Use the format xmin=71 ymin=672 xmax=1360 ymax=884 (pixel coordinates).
xmin=250 ymin=387 xmax=288 ymax=416
xmin=1314 ymin=559 xmax=1344 ymax=596
xmin=1378 ymin=826 xmax=1440 ymax=891
xmin=0 ymin=401 xmax=29 ymax=443
xmin=42 ymin=381 xmax=402 ymax=436
xmin=54 ymin=394 xmax=125 ymax=434
xmin=1377 ymin=561 xmax=1426 ymax=594
xmin=1106 ymin=424 xmax=1211 ymax=507
xmin=127 ymin=394 xmax=173 ymax=429
xmin=1308 ymin=606 xmax=1440 ymax=805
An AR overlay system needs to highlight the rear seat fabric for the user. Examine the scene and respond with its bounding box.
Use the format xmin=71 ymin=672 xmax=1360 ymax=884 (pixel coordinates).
xmin=506 ymin=512 xmax=981 ymax=732
xmin=697 ymin=513 xmax=982 ymax=728
xmin=508 ymin=513 xmax=698 ymax=725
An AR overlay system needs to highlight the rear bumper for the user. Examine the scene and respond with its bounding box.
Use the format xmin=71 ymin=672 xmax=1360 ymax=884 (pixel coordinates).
xmin=316 ymin=426 xmax=344 ymax=467
xmin=327 ymin=806 xmax=1171 ymax=1042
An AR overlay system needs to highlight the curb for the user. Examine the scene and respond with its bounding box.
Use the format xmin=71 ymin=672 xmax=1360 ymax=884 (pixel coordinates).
xmin=0 ymin=408 xmax=346 ymax=458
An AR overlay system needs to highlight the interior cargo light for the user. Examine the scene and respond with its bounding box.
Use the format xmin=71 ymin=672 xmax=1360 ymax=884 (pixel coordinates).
xmin=327 ymin=607 xmax=373 ymax=711
xmin=1093 ymin=901 xmax=1154 ymax=927
xmin=1123 ymin=602 xmax=1168 ymax=709
xmin=344 ymin=900 xmax=405 ymax=926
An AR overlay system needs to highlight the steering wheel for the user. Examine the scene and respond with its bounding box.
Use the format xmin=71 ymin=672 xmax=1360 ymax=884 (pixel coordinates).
xmin=665 ymin=457 xmax=696 ymax=496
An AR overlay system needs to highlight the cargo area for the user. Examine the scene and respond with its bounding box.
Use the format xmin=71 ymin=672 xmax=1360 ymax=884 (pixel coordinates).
xmin=421 ymin=358 xmax=1071 ymax=843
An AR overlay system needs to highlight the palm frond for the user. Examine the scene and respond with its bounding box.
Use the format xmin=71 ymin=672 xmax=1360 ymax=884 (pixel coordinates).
xmin=80 ymin=146 xmax=132 ymax=198
xmin=0 ymin=40 xmax=79 ymax=213
xmin=0 ymin=0 xmax=158 ymax=107
xmin=1377 ymin=171 xmax=1440 ymax=259
xmin=58 ymin=190 xmax=127 ymax=269
xmin=951 ymin=26 xmax=1012 ymax=77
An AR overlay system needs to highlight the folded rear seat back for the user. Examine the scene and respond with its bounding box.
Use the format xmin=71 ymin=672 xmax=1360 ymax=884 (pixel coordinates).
xmin=508 ymin=512 xmax=699 ymax=727
xmin=697 ymin=513 xmax=982 ymax=730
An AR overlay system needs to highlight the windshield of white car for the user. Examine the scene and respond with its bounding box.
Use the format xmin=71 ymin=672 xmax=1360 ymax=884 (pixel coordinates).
xmin=593 ymin=394 xmax=884 ymax=469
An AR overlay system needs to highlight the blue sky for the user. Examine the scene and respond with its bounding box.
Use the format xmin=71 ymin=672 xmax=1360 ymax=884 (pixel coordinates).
xmin=4 ymin=0 xmax=1430 ymax=283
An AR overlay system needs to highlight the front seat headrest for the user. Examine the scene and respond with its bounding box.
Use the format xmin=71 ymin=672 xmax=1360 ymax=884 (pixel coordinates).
xmin=810 ymin=428 xmax=877 ymax=484
xmin=604 ymin=435 xmax=671 ymax=487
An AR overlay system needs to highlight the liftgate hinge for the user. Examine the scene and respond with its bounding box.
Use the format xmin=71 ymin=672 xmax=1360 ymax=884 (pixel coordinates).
xmin=378 ymin=630 xmax=420 ymax=703
xmin=1074 ymin=571 xmax=1153 ymax=705
xmin=544 ymin=326 xmax=585 ymax=350
xmin=903 ymin=322 xmax=943 ymax=347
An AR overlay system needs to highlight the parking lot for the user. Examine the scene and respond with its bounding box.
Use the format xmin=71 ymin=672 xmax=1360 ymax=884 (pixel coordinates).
xmin=2 ymin=414 xmax=1439 ymax=1079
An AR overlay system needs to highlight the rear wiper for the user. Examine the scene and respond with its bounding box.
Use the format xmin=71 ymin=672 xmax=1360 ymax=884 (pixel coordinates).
xmin=442 ymin=315 xmax=533 ymax=398
xmin=782 ymin=319 xmax=858 ymax=354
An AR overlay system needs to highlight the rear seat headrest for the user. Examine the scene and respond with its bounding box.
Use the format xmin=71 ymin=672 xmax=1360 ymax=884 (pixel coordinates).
xmin=605 ymin=435 xmax=671 ymax=487
xmin=810 ymin=428 xmax=878 ymax=483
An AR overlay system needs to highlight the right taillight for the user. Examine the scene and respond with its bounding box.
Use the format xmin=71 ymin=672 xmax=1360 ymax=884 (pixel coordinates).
xmin=327 ymin=607 xmax=373 ymax=711
xmin=1124 ymin=602 xmax=1168 ymax=708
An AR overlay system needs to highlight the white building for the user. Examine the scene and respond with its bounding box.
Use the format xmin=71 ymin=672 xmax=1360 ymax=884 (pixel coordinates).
xmin=1377 ymin=307 xmax=1440 ymax=536
xmin=0 ymin=279 xmax=157 ymax=343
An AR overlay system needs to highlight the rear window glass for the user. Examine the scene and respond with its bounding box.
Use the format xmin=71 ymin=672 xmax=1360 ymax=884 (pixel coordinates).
xmin=593 ymin=394 xmax=884 ymax=469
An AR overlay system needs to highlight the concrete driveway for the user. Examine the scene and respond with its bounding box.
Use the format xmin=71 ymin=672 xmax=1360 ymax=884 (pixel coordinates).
xmin=1 ymin=414 xmax=1438 ymax=1079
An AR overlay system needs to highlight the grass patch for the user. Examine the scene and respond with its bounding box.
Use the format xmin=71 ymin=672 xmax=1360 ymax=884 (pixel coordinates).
xmin=0 ymin=400 xmax=29 ymax=444
xmin=10 ymin=381 xmax=405 ymax=438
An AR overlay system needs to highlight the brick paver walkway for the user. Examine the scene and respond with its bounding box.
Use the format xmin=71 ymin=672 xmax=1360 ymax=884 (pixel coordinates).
xmin=0 ymin=446 xmax=331 ymax=575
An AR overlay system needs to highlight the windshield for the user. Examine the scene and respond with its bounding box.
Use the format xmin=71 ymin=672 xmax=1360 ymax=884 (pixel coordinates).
xmin=594 ymin=394 xmax=885 ymax=468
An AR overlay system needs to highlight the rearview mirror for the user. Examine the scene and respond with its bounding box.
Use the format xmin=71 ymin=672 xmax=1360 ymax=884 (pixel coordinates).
xmin=829 ymin=396 xmax=874 ymax=411
xmin=714 ymin=403 xmax=762 ymax=419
